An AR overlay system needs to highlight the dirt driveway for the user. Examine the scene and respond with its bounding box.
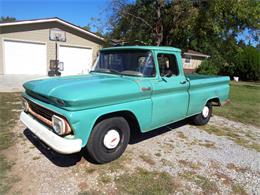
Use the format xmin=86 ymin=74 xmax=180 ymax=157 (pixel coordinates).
xmin=0 ymin=75 xmax=46 ymax=92
xmin=4 ymin=111 xmax=260 ymax=194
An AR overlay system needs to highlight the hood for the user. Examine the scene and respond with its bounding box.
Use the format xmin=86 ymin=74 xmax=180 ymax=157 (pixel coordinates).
xmin=23 ymin=73 xmax=150 ymax=110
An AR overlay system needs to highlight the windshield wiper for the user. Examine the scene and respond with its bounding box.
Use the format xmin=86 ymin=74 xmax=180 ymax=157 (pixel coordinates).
xmin=107 ymin=69 xmax=122 ymax=75
xmin=91 ymin=68 xmax=122 ymax=75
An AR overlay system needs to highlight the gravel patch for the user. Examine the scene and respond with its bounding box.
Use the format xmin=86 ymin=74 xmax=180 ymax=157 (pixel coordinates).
xmin=4 ymin=115 xmax=260 ymax=194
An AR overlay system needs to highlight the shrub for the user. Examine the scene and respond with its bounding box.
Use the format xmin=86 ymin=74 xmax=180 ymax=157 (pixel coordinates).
xmin=219 ymin=63 xmax=235 ymax=78
xmin=234 ymin=46 xmax=260 ymax=81
xmin=196 ymin=46 xmax=260 ymax=81
xmin=196 ymin=54 xmax=226 ymax=76
xmin=196 ymin=60 xmax=219 ymax=75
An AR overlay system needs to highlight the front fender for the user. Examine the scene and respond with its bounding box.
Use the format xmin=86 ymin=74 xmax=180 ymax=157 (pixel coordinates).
xmin=69 ymin=98 xmax=152 ymax=147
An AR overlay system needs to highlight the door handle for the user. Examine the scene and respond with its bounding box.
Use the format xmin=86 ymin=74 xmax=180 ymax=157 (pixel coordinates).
xmin=180 ymin=80 xmax=187 ymax=84
xmin=141 ymin=87 xmax=151 ymax=91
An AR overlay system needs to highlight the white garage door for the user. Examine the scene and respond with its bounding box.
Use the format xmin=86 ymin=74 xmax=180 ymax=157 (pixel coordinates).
xmin=59 ymin=45 xmax=92 ymax=76
xmin=4 ymin=40 xmax=47 ymax=75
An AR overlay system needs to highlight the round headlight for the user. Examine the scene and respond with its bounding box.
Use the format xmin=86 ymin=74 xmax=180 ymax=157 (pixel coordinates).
xmin=22 ymin=98 xmax=29 ymax=112
xmin=52 ymin=115 xmax=65 ymax=135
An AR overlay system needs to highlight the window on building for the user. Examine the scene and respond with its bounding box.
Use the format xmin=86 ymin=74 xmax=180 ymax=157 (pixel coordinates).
xmin=185 ymin=56 xmax=191 ymax=64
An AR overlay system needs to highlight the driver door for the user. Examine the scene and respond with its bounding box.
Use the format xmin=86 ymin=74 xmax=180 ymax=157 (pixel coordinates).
xmin=150 ymin=51 xmax=189 ymax=129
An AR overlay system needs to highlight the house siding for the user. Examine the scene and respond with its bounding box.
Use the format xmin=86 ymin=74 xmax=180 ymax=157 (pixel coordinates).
xmin=0 ymin=22 xmax=103 ymax=74
xmin=182 ymin=57 xmax=203 ymax=70
xmin=182 ymin=55 xmax=207 ymax=73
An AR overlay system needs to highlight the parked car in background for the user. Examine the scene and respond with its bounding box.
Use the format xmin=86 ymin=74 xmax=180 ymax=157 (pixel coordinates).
xmin=20 ymin=46 xmax=230 ymax=163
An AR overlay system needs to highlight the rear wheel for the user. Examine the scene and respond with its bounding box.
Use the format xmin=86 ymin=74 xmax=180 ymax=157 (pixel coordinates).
xmin=192 ymin=102 xmax=212 ymax=125
xmin=86 ymin=117 xmax=130 ymax=164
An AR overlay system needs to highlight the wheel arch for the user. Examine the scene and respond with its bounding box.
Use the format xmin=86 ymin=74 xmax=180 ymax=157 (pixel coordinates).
xmin=206 ymin=97 xmax=221 ymax=106
xmin=93 ymin=110 xmax=141 ymax=137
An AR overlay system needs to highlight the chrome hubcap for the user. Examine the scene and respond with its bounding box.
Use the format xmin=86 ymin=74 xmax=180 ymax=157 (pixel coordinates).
xmin=202 ymin=106 xmax=209 ymax=118
xmin=103 ymin=129 xmax=120 ymax=149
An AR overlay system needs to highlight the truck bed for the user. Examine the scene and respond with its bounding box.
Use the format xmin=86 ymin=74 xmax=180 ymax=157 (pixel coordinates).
xmin=185 ymin=73 xmax=230 ymax=116
xmin=185 ymin=73 xmax=220 ymax=80
xmin=185 ymin=73 xmax=229 ymax=86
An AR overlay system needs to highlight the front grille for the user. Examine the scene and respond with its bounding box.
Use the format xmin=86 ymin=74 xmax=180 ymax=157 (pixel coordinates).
xmin=25 ymin=97 xmax=73 ymax=135
xmin=27 ymin=100 xmax=54 ymax=121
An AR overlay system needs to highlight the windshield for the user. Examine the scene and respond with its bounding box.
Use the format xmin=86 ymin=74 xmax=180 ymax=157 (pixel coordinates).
xmin=93 ymin=50 xmax=155 ymax=77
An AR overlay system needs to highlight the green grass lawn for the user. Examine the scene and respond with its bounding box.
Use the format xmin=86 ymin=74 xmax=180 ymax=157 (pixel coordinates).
xmin=0 ymin=93 xmax=21 ymax=150
xmin=214 ymin=81 xmax=260 ymax=127
xmin=0 ymin=92 xmax=21 ymax=194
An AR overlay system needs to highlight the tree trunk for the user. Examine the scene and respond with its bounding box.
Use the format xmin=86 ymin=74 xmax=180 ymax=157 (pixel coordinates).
xmin=155 ymin=0 xmax=164 ymax=46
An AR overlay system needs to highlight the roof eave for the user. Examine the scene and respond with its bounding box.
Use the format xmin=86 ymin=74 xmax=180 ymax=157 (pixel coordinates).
xmin=0 ymin=18 xmax=104 ymax=42
xmin=183 ymin=52 xmax=210 ymax=58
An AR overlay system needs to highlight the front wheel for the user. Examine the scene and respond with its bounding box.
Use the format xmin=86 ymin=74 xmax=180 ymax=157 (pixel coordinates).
xmin=192 ymin=102 xmax=212 ymax=125
xmin=85 ymin=117 xmax=130 ymax=164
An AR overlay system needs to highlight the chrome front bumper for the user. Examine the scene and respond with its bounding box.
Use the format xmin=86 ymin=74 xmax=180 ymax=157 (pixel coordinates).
xmin=20 ymin=111 xmax=82 ymax=154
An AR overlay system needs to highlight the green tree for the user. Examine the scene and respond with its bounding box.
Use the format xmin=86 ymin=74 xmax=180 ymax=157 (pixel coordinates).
xmin=0 ymin=16 xmax=16 ymax=23
xmin=107 ymin=0 xmax=259 ymax=49
xmin=108 ymin=0 xmax=198 ymax=47
xmin=105 ymin=0 xmax=260 ymax=80
xmin=197 ymin=46 xmax=260 ymax=81
xmin=81 ymin=25 xmax=91 ymax=31
xmin=235 ymin=46 xmax=260 ymax=81
xmin=82 ymin=17 xmax=106 ymax=37
xmin=196 ymin=54 xmax=226 ymax=75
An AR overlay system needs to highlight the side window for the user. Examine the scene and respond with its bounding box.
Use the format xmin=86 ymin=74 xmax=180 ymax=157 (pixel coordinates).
xmin=157 ymin=54 xmax=179 ymax=77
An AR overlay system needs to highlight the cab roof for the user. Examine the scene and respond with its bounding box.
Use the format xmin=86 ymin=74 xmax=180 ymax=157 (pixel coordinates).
xmin=101 ymin=46 xmax=181 ymax=52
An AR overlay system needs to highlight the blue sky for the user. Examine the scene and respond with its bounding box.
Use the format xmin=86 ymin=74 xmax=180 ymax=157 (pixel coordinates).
xmin=0 ymin=0 xmax=110 ymax=30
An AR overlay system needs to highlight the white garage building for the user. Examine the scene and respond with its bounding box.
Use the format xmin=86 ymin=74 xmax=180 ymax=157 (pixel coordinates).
xmin=0 ymin=18 xmax=104 ymax=76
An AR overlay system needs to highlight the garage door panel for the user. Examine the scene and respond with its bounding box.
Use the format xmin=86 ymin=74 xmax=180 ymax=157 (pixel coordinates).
xmin=4 ymin=40 xmax=47 ymax=75
xmin=59 ymin=45 xmax=92 ymax=76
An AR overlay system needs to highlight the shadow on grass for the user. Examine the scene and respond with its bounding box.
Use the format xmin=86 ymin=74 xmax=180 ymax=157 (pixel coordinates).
xmin=23 ymin=118 xmax=190 ymax=167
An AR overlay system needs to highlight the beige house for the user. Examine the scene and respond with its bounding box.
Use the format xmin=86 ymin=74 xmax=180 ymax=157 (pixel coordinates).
xmin=182 ymin=50 xmax=209 ymax=73
xmin=0 ymin=18 xmax=104 ymax=76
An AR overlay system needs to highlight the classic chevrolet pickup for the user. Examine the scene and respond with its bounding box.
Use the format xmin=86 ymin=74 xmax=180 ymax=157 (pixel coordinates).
xmin=20 ymin=46 xmax=230 ymax=163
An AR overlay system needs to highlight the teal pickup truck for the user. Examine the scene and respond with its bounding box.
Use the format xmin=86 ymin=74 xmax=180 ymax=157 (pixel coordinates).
xmin=20 ymin=46 xmax=230 ymax=163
